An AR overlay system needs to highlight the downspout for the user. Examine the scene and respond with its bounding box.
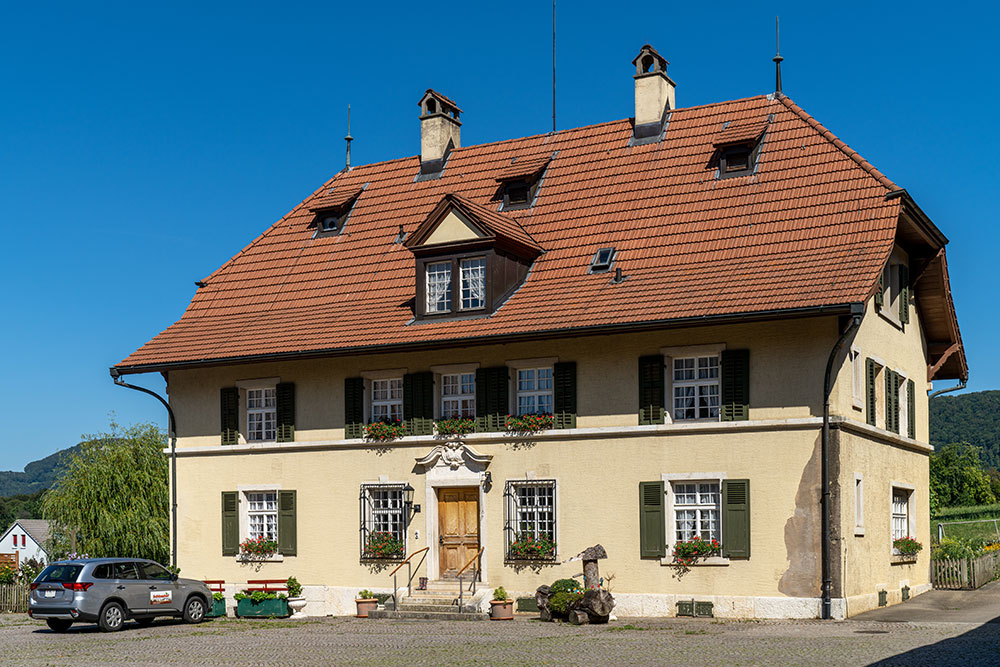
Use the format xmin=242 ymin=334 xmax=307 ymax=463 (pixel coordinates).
xmin=109 ymin=368 xmax=178 ymax=569
xmin=929 ymin=378 xmax=967 ymax=399
xmin=821 ymin=302 xmax=865 ymax=620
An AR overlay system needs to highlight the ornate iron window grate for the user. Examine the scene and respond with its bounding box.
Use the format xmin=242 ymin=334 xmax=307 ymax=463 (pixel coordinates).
xmin=504 ymin=479 xmax=557 ymax=561
xmin=359 ymin=483 xmax=409 ymax=560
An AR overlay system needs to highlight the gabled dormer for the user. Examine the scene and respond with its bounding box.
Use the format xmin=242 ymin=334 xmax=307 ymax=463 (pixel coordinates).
xmin=495 ymin=155 xmax=551 ymax=211
xmin=712 ymin=120 xmax=768 ymax=179
xmin=308 ymin=186 xmax=364 ymax=237
xmin=404 ymin=194 xmax=543 ymax=320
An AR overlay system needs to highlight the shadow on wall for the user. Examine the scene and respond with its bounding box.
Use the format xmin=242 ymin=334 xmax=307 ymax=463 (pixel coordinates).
xmin=868 ymin=614 xmax=1000 ymax=665
xmin=778 ymin=435 xmax=821 ymax=597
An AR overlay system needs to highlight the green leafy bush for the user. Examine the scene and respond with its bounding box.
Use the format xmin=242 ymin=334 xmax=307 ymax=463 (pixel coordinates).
xmin=548 ymin=591 xmax=583 ymax=614
xmin=0 ymin=565 xmax=14 ymax=585
xmin=358 ymin=589 xmax=376 ymax=600
xmin=212 ymin=592 xmax=225 ymax=602
xmin=234 ymin=589 xmax=284 ymax=602
xmin=932 ymin=537 xmax=979 ymax=560
xmin=286 ymin=576 xmax=303 ymax=598
xmin=493 ymin=587 xmax=508 ymax=601
xmin=550 ymin=579 xmax=581 ymax=594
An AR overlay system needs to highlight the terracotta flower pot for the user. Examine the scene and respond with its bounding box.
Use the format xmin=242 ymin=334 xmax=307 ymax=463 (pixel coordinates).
xmin=490 ymin=599 xmax=514 ymax=620
xmin=355 ymin=598 xmax=378 ymax=618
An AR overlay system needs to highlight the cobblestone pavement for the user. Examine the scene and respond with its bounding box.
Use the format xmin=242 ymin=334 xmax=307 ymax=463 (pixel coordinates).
xmin=1 ymin=614 xmax=997 ymax=666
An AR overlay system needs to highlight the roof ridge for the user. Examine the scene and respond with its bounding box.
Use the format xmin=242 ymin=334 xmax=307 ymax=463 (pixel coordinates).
xmin=778 ymin=95 xmax=898 ymax=191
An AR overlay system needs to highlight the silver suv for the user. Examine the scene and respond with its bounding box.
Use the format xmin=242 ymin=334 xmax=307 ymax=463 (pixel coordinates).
xmin=28 ymin=558 xmax=212 ymax=632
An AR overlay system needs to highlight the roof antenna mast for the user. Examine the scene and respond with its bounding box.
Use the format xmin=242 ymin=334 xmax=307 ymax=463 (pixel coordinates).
xmin=345 ymin=104 xmax=354 ymax=170
xmin=552 ymin=0 xmax=556 ymax=132
xmin=773 ymin=16 xmax=784 ymax=95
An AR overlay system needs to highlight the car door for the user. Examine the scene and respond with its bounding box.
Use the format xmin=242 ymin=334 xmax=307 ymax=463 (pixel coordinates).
xmin=111 ymin=562 xmax=149 ymax=614
xmin=139 ymin=562 xmax=180 ymax=613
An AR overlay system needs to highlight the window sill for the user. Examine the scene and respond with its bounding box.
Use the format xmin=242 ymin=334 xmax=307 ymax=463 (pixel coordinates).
xmin=890 ymin=554 xmax=918 ymax=564
xmin=505 ymin=557 xmax=558 ymax=565
xmin=660 ymin=556 xmax=730 ymax=567
xmin=236 ymin=554 xmax=284 ymax=563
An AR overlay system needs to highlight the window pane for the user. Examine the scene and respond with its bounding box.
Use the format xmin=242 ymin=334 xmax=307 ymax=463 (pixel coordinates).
xmin=516 ymin=367 xmax=553 ymax=415
xmin=426 ymin=262 xmax=452 ymax=313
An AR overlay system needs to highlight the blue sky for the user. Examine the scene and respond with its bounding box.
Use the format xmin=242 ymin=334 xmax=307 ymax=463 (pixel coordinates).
xmin=0 ymin=1 xmax=995 ymax=471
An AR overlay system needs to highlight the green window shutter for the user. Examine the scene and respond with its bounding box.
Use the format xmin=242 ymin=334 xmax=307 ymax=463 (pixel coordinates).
xmin=476 ymin=367 xmax=509 ymax=432
xmin=722 ymin=479 xmax=750 ymax=559
xmin=899 ymin=264 xmax=910 ymax=324
xmin=874 ymin=269 xmax=884 ymax=310
xmin=344 ymin=377 xmax=365 ymax=439
xmin=277 ymin=490 xmax=297 ymax=557
xmin=721 ymin=349 xmax=750 ymax=421
xmin=403 ymin=372 xmax=434 ymax=435
xmin=639 ymin=481 xmax=666 ymax=559
xmin=638 ymin=355 xmax=665 ymax=425
xmin=885 ymin=370 xmax=899 ymax=434
xmin=276 ymin=382 xmax=295 ymax=443
xmin=220 ymin=387 xmax=239 ymax=445
xmin=907 ymin=378 xmax=916 ymax=439
xmin=221 ymin=491 xmax=238 ymax=557
xmin=865 ymin=358 xmax=877 ymax=426
xmin=553 ymin=361 xmax=577 ymax=429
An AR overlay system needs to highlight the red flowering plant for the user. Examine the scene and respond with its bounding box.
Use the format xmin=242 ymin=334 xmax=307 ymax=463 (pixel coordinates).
xmin=240 ymin=535 xmax=278 ymax=558
xmin=893 ymin=536 xmax=923 ymax=556
xmin=507 ymin=533 xmax=557 ymax=560
xmin=363 ymin=532 xmax=405 ymax=560
xmin=671 ymin=537 xmax=721 ymax=566
xmin=505 ymin=413 xmax=555 ymax=434
xmin=364 ymin=419 xmax=406 ymax=442
xmin=435 ymin=416 xmax=477 ymax=437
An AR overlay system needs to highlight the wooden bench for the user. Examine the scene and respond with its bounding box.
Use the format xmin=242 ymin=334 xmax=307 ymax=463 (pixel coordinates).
xmin=203 ymin=580 xmax=226 ymax=595
xmin=245 ymin=579 xmax=287 ymax=595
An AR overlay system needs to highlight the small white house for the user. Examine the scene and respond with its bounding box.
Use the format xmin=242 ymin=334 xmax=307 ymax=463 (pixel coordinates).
xmin=0 ymin=519 xmax=50 ymax=566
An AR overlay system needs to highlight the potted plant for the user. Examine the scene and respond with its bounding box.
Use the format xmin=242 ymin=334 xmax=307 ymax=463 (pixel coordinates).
xmin=356 ymin=589 xmax=378 ymax=618
xmin=489 ymin=587 xmax=514 ymax=620
xmin=208 ymin=592 xmax=227 ymax=618
xmin=672 ymin=537 xmax=721 ymax=566
xmin=286 ymin=576 xmax=306 ymax=618
xmin=364 ymin=419 xmax=406 ymax=442
xmin=892 ymin=536 xmax=923 ymax=562
xmin=507 ymin=533 xmax=557 ymax=561
xmin=234 ymin=589 xmax=289 ymax=618
xmin=363 ymin=532 xmax=405 ymax=560
xmin=506 ymin=413 xmax=555 ymax=434
xmin=435 ymin=416 xmax=477 ymax=437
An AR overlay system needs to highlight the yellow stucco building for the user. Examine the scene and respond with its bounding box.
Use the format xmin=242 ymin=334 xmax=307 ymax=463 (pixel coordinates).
xmin=116 ymin=46 xmax=966 ymax=619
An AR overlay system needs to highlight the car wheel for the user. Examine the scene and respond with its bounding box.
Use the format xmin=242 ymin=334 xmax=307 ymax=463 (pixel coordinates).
xmin=135 ymin=617 xmax=155 ymax=627
xmin=98 ymin=602 xmax=125 ymax=632
xmin=183 ymin=597 xmax=206 ymax=624
xmin=45 ymin=619 xmax=73 ymax=633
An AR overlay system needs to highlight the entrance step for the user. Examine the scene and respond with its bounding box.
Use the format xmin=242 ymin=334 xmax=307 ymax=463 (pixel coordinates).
xmin=368 ymin=608 xmax=488 ymax=621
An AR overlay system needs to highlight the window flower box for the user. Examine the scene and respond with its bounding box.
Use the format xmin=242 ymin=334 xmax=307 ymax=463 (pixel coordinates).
xmin=506 ymin=413 xmax=555 ymax=434
xmin=364 ymin=420 xmax=406 ymax=442
xmin=362 ymin=532 xmax=405 ymax=561
xmin=892 ymin=536 xmax=923 ymax=557
xmin=234 ymin=591 xmax=289 ymax=618
xmin=891 ymin=554 xmax=918 ymax=564
xmin=506 ymin=534 xmax=557 ymax=561
xmin=671 ymin=537 xmax=721 ymax=566
xmin=435 ymin=416 xmax=477 ymax=437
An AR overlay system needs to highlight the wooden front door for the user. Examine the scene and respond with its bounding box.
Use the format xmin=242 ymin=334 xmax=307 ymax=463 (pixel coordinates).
xmin=437 ymin=487 xmax=480 ymax=579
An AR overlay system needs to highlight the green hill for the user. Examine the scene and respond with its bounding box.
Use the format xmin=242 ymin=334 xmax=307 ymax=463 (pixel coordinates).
xmin=0 ymin=445 xmax=78 ymax=497
xmin=930 ymin=390 xmax=1000 ymax=469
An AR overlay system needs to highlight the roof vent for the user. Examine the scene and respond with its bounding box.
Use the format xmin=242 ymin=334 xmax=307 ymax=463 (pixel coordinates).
xmin=632 ymin=45 xmax=675 ymax=142
xmin=418 ymin=90 xmax=461 ymax=178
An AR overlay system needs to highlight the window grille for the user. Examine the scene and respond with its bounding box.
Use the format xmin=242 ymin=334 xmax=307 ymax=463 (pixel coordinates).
xmin=516 ymin=368 xmax=553 ymax=415
xmin=441 ymin=373 xmax=476 ymax=418
xmin=672 ymin=356 xmax=720 ymax=420
xmin=672 ymin=482 xmax=720 ymax=543
xmin=371 ymin=378 xmax=403 ymax=422
xmin=247 ymin=388 xmax=277 ymax=441
xmin=892 ymin=489 xmax=909 ymax=541
xmin=247 ymin=491 xmax=278 ymax=541
xmin=504 ymin=479 xmax=557 ymax=561
xmin=425 ymin=262 xmax=452 ymax=313
xmin=460 ymin=258 xmax=486 ymax=310
xmin=359 ymin=483 xmax=408 ymax=559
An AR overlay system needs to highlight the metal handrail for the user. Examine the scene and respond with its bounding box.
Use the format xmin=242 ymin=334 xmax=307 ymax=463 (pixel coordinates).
xmin=390 ymin=547 xmax=429 ymax=610
xmin=457 ymin=547 xmax=484 ymax=611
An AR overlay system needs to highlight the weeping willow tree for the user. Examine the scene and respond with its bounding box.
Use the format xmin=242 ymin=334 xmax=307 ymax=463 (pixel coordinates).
xmin=42 ymin=421 xmax=168 ymax=563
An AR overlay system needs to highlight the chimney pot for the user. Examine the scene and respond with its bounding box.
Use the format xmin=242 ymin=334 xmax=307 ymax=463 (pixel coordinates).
xmin=418 ymin=89 xmax=461 ymax=176
xmin=631 ymin=45 xmax=675 ymax=141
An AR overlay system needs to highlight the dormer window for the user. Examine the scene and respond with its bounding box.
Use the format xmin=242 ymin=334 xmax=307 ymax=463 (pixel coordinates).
xmin=319 ymin=212 xmax=343 ymax=233
xmin=713 ymin=121 xmax=768 ymax=180
xmin=497 ymin=156 xmax=551 ymax=211
xmin=589 ymin=247 xmax=616 ymax=273
xmin=405 ymin=194 xmax=544 ymax=320
xmin=309 ymin=186 xmax=364 ymax=238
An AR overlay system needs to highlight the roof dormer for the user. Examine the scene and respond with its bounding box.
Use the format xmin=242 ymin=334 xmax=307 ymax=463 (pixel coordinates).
xmin=308 ymin=186 xmax=363 ymax=237
xmin=495 ymin=155 xmax=551 ymax=211
xmin=713 ymin=120 xmax=769 ymax=179
xmin=405 ymin=194 xmax=542 ymax=319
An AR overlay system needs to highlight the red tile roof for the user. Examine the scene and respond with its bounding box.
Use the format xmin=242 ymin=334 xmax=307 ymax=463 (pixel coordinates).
xmin=405 ymin=194 xmax=542 ymax=254
xmin=713 ymin=120 xmax=769 ymax=146
xmin=308 ymin=186 xmax=364 ymax=212
xmin=118 ymin=94 xmax=954 ymax=373
xmin=496 ymin=156 xmax=551 ymax=182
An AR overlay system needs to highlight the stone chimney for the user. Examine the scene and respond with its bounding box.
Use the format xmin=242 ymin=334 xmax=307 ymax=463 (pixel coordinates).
xmin=418 ymin=89 xmax=461 ymax=176
xmin=632 ymin=45 xmax=675 ymax=141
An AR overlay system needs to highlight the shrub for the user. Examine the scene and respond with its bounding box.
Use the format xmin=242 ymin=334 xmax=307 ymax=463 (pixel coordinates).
xmin=550 ymin=578 xmax=582 ymax=595
xmin=286 ymin=576 xmax=303 ymax=598
xmin=933 ymin=537 xmax=978 ymax=560
xmin=0 ymin=565 xmax=13 ymax=585
xmin=493 ymin=587 xmax=509 ymax=602
xmin=548 ymin=591 xmax=583 ymax=614
xmin=358 ymin=589 xmax=376 ymax=600
xmin=212 ymin=592 xmax=225 ymax=602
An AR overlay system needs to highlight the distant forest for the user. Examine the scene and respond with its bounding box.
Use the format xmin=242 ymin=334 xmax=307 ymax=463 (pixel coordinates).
xmin=930 ymin=390 xmax=1000 ymax=468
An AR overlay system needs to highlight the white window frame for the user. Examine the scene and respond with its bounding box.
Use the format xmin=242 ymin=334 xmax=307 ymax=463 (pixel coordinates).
xmin=896 ymin=370 xmax=909 ymax=438
xmin=235 ymin=378 xmax=280 ymax=444
xmin=515 ymin=367 xmax=554 ymax=416
xmin=662 ymin=472 xmax=727 ymax=562
xmin=850 ymin=347 xmax=864 ymax=411
xmin=890 ymin=482 xmax=916 ymax=551
xmin=425 ymin=261 xmax=453 ymax=313
xmin=237 ymin=484 xmax=284 ymax=562
xmin=361 ymin=483 xmax=408 ymax=557
xmin=506 ymin=357 xmax=559 ymax=413
xmin=440 ymin=372 xmax=476 ymax=419
xmin=878 ymin=251 xmax=907 ymax=329
xmin=370 ymin=377 xmax=403 ymax=423
xmin=459 ymin=257 xmax=487 ymax=310
xmin=246 ymin=491 xmax=279 ymax=542
xmin=854 ymin=473 xmax=865 ymax=537
xmin=505 ymin=478 xmax=558 ymax=560
xmin=660 ymin=345 xmax=726 ymax=424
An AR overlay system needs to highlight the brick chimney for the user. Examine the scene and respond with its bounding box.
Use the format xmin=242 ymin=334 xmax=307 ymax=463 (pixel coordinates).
xmin=418 ymin=90 xmax=461 ymax=176
xmin=632 ymin=45 xmax=675 ymax=141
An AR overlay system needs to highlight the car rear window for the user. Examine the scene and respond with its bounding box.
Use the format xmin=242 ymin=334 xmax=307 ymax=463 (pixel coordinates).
xmin=37 ymin=565 xmax=83 ymax=583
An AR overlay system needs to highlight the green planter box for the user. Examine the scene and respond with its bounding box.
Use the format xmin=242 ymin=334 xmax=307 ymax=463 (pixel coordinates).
xmin=207 ymin=599 xmax=227 ymax=618
xmin=236 ymin=598 xmax=289 ymax=618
